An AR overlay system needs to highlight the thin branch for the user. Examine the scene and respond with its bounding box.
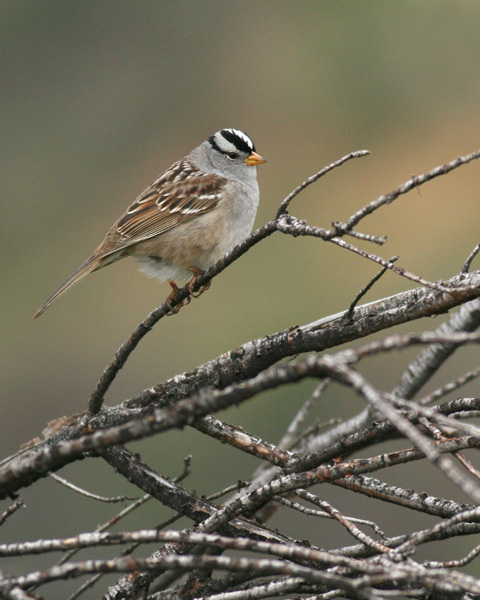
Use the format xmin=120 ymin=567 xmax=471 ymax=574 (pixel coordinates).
xmin=394 ymin=298 xmax=480 ymax=401
xmin=276 ymin=150 xmax=370 ymax=217
xmin=277 ymin=380 xmax=330 ymax=451
xmin=192 ymin=576 xmax=309 ymax=600
xmin=425 ymin=543 xmax=480 ymax=569
xmin=0 ymin=499 xmax=25 ymax=526
xmin=343 ymin=257 xmax=398 ymax=323
xmin=343 ymin=148 xmax=480 ymax=230
xmin=462 ymin=242 xmax=480 ymax=273
xmin=193 ymin=416 xmax=293 ymax=466
xmin=277 ymin=215 xmax=473 ymax=294
xmin=295 ymin=490 xmax=387 ymax=544
xmin=0 ymin=578 xmax=37 ymax=600
xmin=394 ymin=506 xmax=480 ymax=558
xmin=49 ymin=472 xmax=137 ymax=503
xmin=301 ymin=492 xmax=384 ymax=537
xmin=419 ymin=365 xmax=480 ymax=406
xmin=332 ymin=475 xmax=475 ymax=519
xmin=329 ymin=236 xmax=466 ymax=294
xmin=4 ymin=553 xmax=380 ymax=594
xmin=60 ymin=457 xmax=193 ymax=600
xmin=0 ymin=528 xmax=358 ymax=560
xmin=8 ymin=548 xmax=480 ymax=597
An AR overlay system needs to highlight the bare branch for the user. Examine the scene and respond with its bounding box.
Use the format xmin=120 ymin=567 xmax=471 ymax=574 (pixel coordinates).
xmin=7 ymin=146 xmax=480 ymax=599
xmin=343 ymin=257 xmax=398 ymax=323
xmin=462 ymin=242 xmax=480 ymax=273
xmin=343 ymin=148 xmax=480 ymax=230
xmin=49 ymin=472 xmax=137 ymax=502
xmin=0 ymin=498 xmax=25 ymax=526
xmin=276 ymin=150 xmax=370 ymax=217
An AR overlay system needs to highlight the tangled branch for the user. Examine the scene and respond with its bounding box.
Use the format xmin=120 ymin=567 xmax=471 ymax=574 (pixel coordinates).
xmin=3 ymin=148 xmax=480 ymax=600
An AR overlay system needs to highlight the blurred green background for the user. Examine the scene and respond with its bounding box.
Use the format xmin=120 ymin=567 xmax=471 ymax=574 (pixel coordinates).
xmin=2 ymin=1 xmax=480 ymax=591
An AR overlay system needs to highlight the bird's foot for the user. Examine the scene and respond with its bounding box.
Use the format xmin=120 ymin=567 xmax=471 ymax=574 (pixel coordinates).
xmin=166 ymin=280 xmax=186 ymax=315
xmin=188 ymin=267 xmax=211 ymax=298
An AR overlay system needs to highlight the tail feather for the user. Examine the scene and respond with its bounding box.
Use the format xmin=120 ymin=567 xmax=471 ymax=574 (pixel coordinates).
xmin=33 ymin=254 xmax=102 ymax=319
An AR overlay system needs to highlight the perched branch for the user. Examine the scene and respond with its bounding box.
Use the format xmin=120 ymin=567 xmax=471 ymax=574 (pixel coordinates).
xmin=5 ymin=147 xmax=480 ymax=599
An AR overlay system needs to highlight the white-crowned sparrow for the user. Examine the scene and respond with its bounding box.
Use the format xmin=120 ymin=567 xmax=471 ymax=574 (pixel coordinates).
xmin=33 ymin=128 xmax=265 ymax=318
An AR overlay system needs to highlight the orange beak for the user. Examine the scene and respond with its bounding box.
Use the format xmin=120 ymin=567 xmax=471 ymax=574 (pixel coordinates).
xmin=245 ymin=151 xmax=266 ymax=166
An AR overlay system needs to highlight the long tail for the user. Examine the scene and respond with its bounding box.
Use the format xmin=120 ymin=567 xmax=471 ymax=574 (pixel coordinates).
xmin=33 ymin=253 xmax=103 ymax=319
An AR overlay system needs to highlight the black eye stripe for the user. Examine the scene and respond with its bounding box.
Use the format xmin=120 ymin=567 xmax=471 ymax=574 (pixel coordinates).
xmin=208 ymin=134 xmax=223 ymax=154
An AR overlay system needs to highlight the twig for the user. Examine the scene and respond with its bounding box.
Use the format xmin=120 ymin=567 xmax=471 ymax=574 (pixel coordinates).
xmin=65 ymin=457 xmax=192 ymax=600
xmin=277 ymin=215 xmax=471 ymax=293
xmin=294 ymin=489 xmax=385 ymax=538
xmin=338 ymin=227 xmax=386 ymax=245
xmin=342 ymin=257 xmax=398 ymax=323
xmin=394 ymin=298 xmax=480 ymax=402
xmin=290 ymin=417 xmax=342 ymax=453
xmin=343 ymin=148 xmax=480 ymax=230
xmin=49 ymin=473 xmax=137 ymax=503
xmin=0 ymin=577 xmax=36 ymax=600
xmin=425 ymin=543 xmax=480 ymax=569
xmin=276 ymin=150 xmax=370 ymax=217
xmin=276 ymin=494 xmax=383 ymax=535
xmin=419 ymin=365 xmax=480 ymax=406
xmin=394 ymin=506 xmax=480 ymax=558
xmin=332 ymin=475 xmax=475 ymax=519
xmin=278 ymin=380 xmax=330 ymax=451
xmin=192 ymin=576 xmax=309 ymax=600
xmin=0 ymin=499 xmax=25 ymax=526
xmin=453 ymin=452 xmax=480 ymax=481
xmin=461 ymin=242 xmax=480 ymax=273
xmin=330 ymin=236 xmax=465 ymax=294
xmin=194 ymin=416 xmax=293 ymax=466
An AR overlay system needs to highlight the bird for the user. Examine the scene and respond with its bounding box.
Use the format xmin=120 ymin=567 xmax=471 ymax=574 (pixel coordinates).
xmin=33 ymin=128 xmax=265 ymax=318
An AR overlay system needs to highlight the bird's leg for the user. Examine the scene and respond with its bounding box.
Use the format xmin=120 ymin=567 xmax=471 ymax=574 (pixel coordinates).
xmin=188 ymin=267 xmax=211 ymax=298
xmin=166 ymin=280 xmax=186 ymax=315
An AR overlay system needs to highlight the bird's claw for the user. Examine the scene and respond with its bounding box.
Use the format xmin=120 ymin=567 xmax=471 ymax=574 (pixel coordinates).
xmin=188 ymin=267 xmax=211 ymax=298
xmin=166 ymin=280 xmax=184 ymax=315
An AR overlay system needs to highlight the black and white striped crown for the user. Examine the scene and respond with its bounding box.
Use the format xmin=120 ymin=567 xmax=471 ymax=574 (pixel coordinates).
xmin=208 ymin=128 xmax=255 ymax=155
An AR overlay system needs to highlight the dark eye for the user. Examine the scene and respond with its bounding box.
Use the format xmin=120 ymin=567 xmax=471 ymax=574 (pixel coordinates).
xmin=227 ymin=151 xmax=239 ymax=160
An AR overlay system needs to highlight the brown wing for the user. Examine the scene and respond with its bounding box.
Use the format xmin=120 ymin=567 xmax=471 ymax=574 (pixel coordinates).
xmin=107 ymin=158 xmax=225 ymax=253
xmin=34 ymin=158 xmax=226 ymax=318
